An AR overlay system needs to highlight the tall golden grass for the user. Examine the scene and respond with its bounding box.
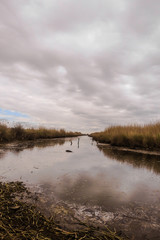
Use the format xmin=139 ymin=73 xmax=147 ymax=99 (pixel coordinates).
xmin=0 ymin=124 xmax=81 ymax=143
xmin=90 ymin=123 xmax=160 ymax=150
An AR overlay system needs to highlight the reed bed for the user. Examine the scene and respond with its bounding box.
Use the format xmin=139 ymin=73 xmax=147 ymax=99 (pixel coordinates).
xmin=0 ymin=124 xmax=81 ymax=143
xmin=90 ymin=122 xmax=160 ymax=150
xmin=0 ymin=181 xmax=124 ymax=240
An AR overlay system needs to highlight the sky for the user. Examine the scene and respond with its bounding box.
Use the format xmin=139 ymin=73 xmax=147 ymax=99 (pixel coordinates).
xmin=0 ymin=0 xmax=160 ymax=133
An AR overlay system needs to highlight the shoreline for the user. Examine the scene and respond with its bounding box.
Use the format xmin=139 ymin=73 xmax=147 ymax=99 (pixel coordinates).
xmin=1 ymin=136 xmax=160 ymax=156
xmin=0 ymin=181 xmax=125 ymax=240
xmin=90 ymin=122 xmax=160 ymax=155
xmin=0 ymin=136 xmax=78 ymax=151
xmin=97 ymin=142 xmax=160 ymax=156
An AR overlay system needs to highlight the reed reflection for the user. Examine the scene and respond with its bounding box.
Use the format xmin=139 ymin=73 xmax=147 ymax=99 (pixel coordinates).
xmin=97 ymin=145 xmax=160 ymax=175
xmin=0 ymin=151 xmax=6 ymax=160
xmin=1 ymin=139 xmax=66 ymax=156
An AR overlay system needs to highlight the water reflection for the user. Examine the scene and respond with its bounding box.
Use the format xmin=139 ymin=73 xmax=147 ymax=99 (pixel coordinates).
xmin=0 ymin=139 xmax=65 ymax=156
xmin=78 ymin=138 xmax=80 ymax=148
xmin=40 ymin=173 xmax=127 ymax=211
xmin=32 ymin=139 xmax=65 ymax=148
xmin=97 ymin=145 xmax=160 ymax=175
xmin=1 ymin=136 xmax=160 ymax=208
xmin=0 ymin=151 xmax=5 ymax=160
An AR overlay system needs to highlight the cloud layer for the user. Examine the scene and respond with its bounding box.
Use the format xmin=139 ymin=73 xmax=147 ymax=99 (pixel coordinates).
xmin=0 ymin=0 xmax=160 ymax=132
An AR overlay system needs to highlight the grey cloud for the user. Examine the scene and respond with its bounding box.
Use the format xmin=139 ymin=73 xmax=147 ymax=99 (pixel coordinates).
xmin=44 ymin=0 xmax=116 ymax=32
xmin=126 ymin=0 xmax=160 ymax=36
xmin=0 ymin=0 xmax=160 ymax=132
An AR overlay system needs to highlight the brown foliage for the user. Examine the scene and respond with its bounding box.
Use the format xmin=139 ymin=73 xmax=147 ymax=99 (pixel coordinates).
xmin=91 ymin=123 xmax=160 ymax=150
xmin=0 ymin=124 xmax=81 ymax=143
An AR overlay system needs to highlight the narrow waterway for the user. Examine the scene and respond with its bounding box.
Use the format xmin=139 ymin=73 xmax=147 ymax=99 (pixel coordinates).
xmin=0 ymin=136 xmax=160 ymax=239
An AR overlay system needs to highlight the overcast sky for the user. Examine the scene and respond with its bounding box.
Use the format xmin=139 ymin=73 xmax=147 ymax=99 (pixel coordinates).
xmin=0 ymin=0 xmax=160 ymax=132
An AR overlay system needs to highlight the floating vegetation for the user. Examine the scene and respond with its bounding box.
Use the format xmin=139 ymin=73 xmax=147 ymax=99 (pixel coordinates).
xmin=0 ymin=181 xmax=125 ymax=240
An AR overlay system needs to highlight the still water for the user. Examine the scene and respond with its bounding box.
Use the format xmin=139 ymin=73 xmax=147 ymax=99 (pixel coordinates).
xmin=0 ymin=136 xmax=160 ymax=239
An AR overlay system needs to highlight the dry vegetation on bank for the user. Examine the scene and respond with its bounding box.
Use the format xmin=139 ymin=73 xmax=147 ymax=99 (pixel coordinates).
xmin=90 ymin=123 xmax=160 ymax=150
xmin=0 ymin=124 xmax=81 ymax=143
xmin=0 ymin=181 xmax=124 ymax=240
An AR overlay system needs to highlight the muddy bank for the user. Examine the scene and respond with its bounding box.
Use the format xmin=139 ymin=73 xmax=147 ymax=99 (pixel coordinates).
xmin=2 ymin=180 xmax=159 ymax=240
xmin=97 ymin=142 xmax=160 ymax=156
xmin=0 ymin=181 xmax=125 ymax=240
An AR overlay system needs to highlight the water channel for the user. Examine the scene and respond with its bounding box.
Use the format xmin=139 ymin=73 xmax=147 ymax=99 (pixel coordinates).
xmin=0 ymin=136 xmax=160 ymax=239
